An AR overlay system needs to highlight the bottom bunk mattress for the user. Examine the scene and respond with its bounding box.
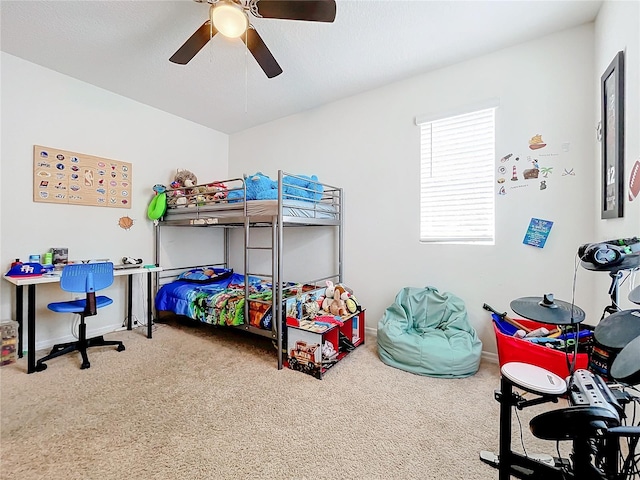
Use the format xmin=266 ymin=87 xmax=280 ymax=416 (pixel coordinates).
xmin=155 ymin=267 xmax=324 ymax=330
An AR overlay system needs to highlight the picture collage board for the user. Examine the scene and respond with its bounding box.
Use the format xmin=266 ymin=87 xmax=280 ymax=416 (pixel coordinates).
xmin=33 ymin=145 xmax=132 ymax=209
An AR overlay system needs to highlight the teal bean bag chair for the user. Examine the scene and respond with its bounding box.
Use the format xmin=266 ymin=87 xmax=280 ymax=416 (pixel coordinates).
xmin=377 ymin=286 xmax=482 ymax=378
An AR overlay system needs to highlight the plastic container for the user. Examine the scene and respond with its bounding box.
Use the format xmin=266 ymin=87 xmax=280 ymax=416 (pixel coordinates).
xmin=1 ymin=320 xmax=19 ymax=366
xmin=492 ymin=314 xmax=590 ymax=378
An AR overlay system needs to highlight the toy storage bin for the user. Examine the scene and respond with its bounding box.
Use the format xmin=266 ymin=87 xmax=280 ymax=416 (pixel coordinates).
xmin=1 ymin=320 xmax=19 ymax=366
xmin=492 ymin=314 xmax=589 ymax=378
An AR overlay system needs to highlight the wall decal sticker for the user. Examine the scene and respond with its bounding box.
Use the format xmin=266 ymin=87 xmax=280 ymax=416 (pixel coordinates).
xmin=118 ymin=216 xmax=134 ymax=230
xmin=523 ymin=158 xmax=540 ymax=179
xmin=540 ymin=167 xmax=553 ymax=178
xmin=529 ymin=134 xmax=547 ymax=150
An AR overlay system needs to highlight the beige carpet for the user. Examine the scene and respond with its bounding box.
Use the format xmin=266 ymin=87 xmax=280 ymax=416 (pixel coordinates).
xmin=1 ymin=319 xmax=567 ymax=480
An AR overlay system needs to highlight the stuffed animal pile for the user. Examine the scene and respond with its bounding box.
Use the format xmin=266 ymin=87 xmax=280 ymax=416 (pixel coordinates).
xmin=160 ymin=170 xmax=323 ymax=208
xmin=165 ymin=169 xmax=228 ymax=207
xmin=319 ymin=281 xmax=361 ymax=317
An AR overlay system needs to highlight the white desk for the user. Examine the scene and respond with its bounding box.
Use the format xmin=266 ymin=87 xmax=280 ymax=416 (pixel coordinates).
xmin=4 ymin=266 xmax=162 ymax=373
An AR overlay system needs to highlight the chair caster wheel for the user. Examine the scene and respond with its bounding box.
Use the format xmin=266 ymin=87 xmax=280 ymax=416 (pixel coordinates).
xmin=35 ymin=363 xmax=47 ymax=372
xmin=117 ymin=344 xmax=125 ymax=352
xmin=81 ymin=362 xmax=90 ymax=369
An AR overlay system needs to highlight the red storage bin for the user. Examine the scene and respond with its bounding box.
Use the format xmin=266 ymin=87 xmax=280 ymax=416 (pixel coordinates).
xmin=493 ymin=317 xmax=590 ymax=378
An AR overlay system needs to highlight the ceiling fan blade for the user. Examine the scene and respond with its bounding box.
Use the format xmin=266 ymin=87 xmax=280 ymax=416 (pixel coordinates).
xmin=242 ymin=27 xmax=283 ymax=78
xmin=170 ymin=21 xmax=218 ymax=65
xmin=252 ymin=0 xmax=336 ymax=22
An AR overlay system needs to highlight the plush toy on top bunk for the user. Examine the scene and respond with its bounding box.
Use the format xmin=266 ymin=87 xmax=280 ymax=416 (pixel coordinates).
xmin=166 ymin=169 xmax=228 ymax=208
xmin=174 ymin=168 xmax=198 ymax=188
xmin=227 ymin=172 xmax=323 ymax=202
xmin=227 ymin=172 xmax=277 ymax=202
xmin=166 ymin=168 xmax=197 ymax=207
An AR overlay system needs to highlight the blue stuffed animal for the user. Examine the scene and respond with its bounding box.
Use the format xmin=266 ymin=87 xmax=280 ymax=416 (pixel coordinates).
xmin=228 ymin=172 xmax=277 ymax=201
xmin=250 ymin=172 xmax=278 ymax=200
xmin=227 ymin=172 xmax=323 ymax=202
xmin=282 ymin=174 xmax=323 ymax=202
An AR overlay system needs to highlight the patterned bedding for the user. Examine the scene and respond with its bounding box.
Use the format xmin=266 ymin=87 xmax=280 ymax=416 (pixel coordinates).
xmin=155 ymin=271 xmax=275 ymax=329
xmin=155 ymin=269 xmax=325 ymax=330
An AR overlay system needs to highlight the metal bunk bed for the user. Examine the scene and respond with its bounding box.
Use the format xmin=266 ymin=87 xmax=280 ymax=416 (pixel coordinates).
xmin=153 ymin=171 xmax=343 ymax=369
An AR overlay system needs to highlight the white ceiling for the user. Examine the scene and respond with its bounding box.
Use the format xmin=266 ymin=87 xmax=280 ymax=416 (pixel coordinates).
xmin=1 ymin=0 xmax=602 ymax=134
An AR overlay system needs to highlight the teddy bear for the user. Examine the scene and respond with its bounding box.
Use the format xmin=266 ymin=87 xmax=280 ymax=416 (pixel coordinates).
xmin=328 ymin=290 xmax=348 ymax=317
xmin=168 ymin=169 xmax=199 ymax=206
xmin=174 ymin=169 xmax=198 ymax=188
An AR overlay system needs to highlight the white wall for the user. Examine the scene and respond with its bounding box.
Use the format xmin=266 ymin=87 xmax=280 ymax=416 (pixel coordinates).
xmin=593 ymin=0 xmax=640 ymax=312
xmin=229 ymin=24 xmax=599 ymax=354
xmin=0 ymin=53 xmax=229 ymax=350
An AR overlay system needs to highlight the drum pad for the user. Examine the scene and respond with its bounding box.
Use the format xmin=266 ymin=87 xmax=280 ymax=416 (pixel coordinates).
xmin=530 ymin=406 xmax=619 ymax=441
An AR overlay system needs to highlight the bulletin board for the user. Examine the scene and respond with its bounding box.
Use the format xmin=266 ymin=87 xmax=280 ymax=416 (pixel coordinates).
xmin=33 ymin=145 xmax=132 ymax=209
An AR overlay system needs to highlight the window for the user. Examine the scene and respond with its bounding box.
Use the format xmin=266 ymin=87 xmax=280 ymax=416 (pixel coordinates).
xmin=417 ymin=106 xmax=496 ymax=244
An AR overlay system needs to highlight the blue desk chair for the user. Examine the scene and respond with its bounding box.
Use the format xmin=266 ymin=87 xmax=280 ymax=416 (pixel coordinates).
xmin=35 ymin=262 xmax=125 ymax=371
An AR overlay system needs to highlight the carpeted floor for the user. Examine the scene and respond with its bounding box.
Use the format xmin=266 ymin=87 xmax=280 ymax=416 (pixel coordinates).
xmin=1 ymin=319 xmax=568 ymax=480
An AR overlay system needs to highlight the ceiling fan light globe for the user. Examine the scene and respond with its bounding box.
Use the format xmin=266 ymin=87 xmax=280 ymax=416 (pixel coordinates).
xmin=211 ymin=3 xmax=248 ymax=38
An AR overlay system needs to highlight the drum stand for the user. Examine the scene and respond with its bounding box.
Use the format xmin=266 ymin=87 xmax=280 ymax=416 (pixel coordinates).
xmin=480 ymin=375 xmax=569 ymax=480
xmin=601 ymin=270 xmax=624 ymax=320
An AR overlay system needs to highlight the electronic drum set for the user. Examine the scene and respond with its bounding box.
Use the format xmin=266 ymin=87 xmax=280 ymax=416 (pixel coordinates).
xmin=480 ymin=288 xmax=640 ymax=480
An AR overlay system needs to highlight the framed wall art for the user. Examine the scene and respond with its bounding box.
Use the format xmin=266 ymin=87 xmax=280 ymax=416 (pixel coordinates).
xmin=601 ymin=51 xmax=624 ymax=219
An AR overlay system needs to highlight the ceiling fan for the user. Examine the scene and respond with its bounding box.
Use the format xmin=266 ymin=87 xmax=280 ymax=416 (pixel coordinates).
xmin=170 ymin=0 xmax=337 ymax=78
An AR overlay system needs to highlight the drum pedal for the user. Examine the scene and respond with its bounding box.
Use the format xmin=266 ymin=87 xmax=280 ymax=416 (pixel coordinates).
xmin=528 ymin=453 xmax=554 ymax=466
xmin=479 ymin=450 xmax=499 ymax=467
xmin=480 ymin=450 xmax=565 ymax=470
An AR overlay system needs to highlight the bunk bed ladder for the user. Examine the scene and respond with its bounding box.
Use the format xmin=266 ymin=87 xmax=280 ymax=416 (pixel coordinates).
xmin=243 ymin=213 xmax=284 ymax=370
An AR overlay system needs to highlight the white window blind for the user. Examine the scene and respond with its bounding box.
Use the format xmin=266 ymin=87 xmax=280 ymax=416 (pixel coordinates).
xmin=418 ymin=107 xmax=495 ymax=244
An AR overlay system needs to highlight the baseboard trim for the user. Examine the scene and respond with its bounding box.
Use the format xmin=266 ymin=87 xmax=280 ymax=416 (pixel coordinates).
xmin=365 ymin=326 xmax=377 ymax=337
xmin=481 ymin=351 xmax=498 ymax=364
xmin=32 ymin=323 xmax=125 ymax=354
